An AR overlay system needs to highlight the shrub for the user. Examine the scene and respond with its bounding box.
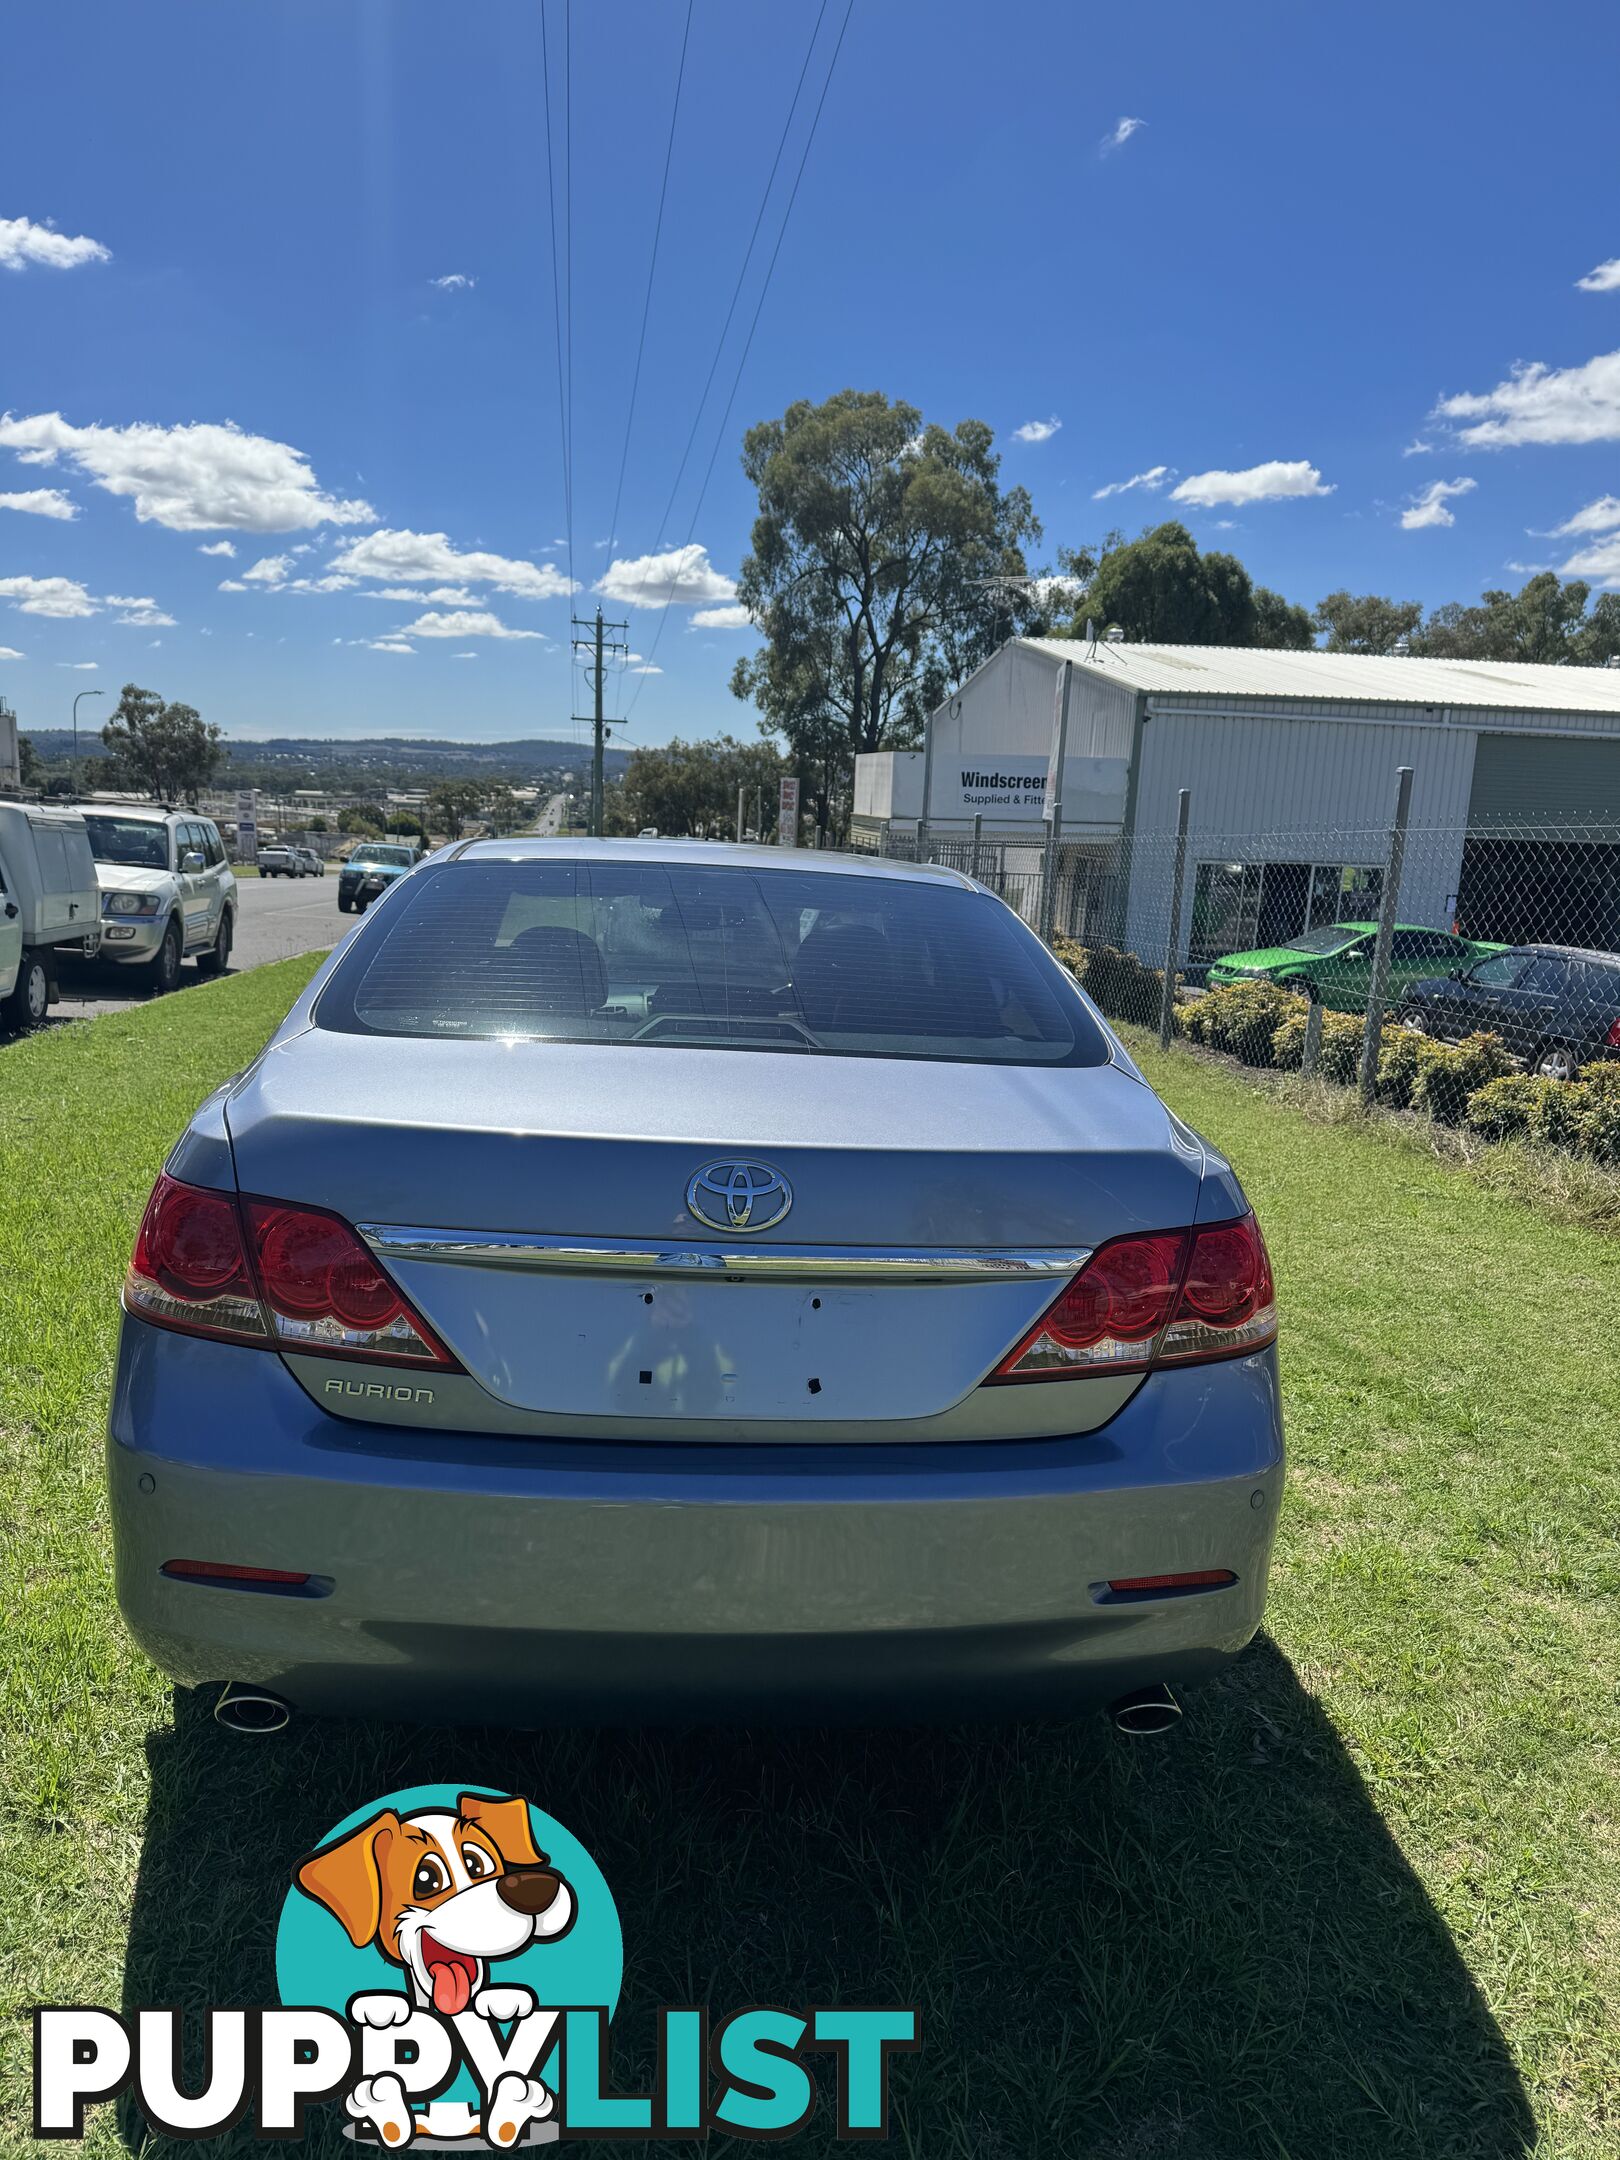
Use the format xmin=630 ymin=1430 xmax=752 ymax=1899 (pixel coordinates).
xmin=1464 ymin=1073 xmax=1546 ymax=1143
xmin=1527 ymin=1077 xmax=1589 ymax=1152
xmin=1412 ymin=1032 xmax=1515 ymax=1125
xmin=1049 ymin=938 xmax=1167 ymax=1028
xmin=1375 ymin=1025 xmax=1425 ymax=1110
xmin=1212 ymin=983 xmax=1301 ymax=1066
xmin=1573 ymin=1064 xmax=1620 ymax=1162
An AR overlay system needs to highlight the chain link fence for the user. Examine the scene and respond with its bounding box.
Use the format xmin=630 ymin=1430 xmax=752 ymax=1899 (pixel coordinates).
xmin=858 ymin=791 xmax=1620 ymax=1091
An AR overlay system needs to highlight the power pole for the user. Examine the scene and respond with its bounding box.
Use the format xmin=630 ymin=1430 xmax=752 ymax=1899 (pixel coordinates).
xmin=571 ymin=606 xmax=629 ymax=837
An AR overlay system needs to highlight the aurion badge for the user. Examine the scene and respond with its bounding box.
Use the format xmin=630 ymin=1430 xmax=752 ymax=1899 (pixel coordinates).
xmin=685 ymin=1159 xmax=794 ymax=1234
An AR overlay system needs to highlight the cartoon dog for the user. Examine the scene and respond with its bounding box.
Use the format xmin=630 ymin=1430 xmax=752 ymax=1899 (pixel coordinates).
xmin=296 ymin=1792 xmax=574 ymax=2150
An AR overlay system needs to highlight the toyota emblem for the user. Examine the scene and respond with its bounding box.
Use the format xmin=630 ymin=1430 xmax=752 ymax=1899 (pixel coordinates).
xmin=685 ymin=1159 xmax=793 ymax=1234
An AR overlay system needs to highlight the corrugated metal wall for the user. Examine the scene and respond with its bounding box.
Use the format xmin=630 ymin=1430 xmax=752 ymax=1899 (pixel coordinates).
xmin=1126 ymin=706 xmax=1478 ymax=958
xmin=1467 ymin=732 xmax=1620 ymax=825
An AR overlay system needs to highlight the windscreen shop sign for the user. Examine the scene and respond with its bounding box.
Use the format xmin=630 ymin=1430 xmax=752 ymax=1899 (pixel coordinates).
xmin=935 ymin=757 xmax=1049 ymax=819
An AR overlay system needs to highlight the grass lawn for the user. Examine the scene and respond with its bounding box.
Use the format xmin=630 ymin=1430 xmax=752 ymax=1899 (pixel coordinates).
xmin=2 ymin=977 xmax=1617 ymax=2157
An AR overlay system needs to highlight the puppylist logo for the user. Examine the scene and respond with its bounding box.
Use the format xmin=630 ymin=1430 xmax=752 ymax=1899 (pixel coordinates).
xmin=33 ymin=1783 xmax=919 ymax=2147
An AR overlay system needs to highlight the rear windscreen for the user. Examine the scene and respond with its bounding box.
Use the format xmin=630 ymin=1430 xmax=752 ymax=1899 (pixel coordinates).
xmin=315 ymin=859 xmax=1109 ymax=1066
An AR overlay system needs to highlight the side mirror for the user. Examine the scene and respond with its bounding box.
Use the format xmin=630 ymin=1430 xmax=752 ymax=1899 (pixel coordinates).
xmin=181 ymin=849 xmax=205 ymax=872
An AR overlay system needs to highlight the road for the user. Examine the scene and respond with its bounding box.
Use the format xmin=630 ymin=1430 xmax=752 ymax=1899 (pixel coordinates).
xmin=50 ymin=870 xmax=353 ymax=1023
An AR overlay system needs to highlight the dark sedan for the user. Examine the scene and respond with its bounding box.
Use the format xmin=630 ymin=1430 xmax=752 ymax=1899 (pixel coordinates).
xmin=1397 ymin=944 xmax=1620 ymax=1080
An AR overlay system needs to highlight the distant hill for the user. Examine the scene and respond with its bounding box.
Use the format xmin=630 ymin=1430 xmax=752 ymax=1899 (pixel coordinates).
xmin=22 ymin=731 xmax=629 ymax=792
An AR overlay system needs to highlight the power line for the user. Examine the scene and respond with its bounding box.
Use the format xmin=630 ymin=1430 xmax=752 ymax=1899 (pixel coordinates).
xmin=605 ymin=0 xmax=694 ymax=568
xmin=624 ymin=0 xmax=855 ymax=720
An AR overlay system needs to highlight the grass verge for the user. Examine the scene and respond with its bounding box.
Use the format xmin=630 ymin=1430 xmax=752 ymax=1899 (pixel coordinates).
xmin=2 ymin=988 xmax=1616 ymax=2156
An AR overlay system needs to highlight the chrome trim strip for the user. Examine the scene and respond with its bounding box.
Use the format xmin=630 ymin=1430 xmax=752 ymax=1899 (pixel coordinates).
xmin=358 ymin=1224 xmax=1090 ymax=1284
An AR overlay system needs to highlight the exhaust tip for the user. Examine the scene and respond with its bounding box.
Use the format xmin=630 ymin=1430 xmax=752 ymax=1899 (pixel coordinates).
xmin=1109 ymin=1683 xmax=1181 ymax=1736
xmin=214 ymin=1682 xmax=291 ymax=1736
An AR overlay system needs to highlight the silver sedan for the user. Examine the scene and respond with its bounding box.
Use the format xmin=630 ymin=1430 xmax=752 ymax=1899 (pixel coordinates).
xmin=107 ymin=841 xmax=1283 ymax=1732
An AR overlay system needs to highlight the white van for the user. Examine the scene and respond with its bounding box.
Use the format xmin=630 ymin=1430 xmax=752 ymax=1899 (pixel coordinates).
xmin=0 ymin=802 xmax=102 ymax=1030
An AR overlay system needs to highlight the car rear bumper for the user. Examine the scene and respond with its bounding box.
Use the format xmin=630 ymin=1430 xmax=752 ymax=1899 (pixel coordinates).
xmin=107 ymin=1317 xmax=1284 ymax=1725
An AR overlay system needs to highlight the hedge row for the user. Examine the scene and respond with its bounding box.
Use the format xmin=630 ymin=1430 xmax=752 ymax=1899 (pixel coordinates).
xmin=1052 ymin=948 xmax=1620 ymax=1166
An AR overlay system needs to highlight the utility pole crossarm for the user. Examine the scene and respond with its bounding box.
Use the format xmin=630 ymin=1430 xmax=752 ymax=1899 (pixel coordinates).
xmin=571 ymin=607 xmax=630 ymax=837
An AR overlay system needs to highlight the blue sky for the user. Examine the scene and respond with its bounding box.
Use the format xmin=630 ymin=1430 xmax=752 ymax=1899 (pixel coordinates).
xmin=2 ymin=0 xmax=1618 ymax=751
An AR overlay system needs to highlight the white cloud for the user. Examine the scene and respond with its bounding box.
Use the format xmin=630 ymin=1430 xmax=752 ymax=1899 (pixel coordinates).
xmin=242 ymin=553 xmax=292 ymax=585
xmin=1100 ymin=117 xmax=1145 ymax=156
xmin=1400 ymin=477 xmax=1476 ymax=530
xmin=595 ymin=542 xmax=736 ymax=609
xmin=1012 ymin=416 xmax=1062 ymax=445
xmin=198 ymin=539 xmax=236 ymax=557
xmin=628 ymin=662 xmax=663 ymax=676
xmin=0 ymin=412 xmax=374 ymax=531
xmin=104 ymin=592 xmax=177 ymax=626
xmin=1433 ymin=350 xmax=1620 ymax=447
xmin=329 ymin=527 xmax=576 ymax=599
xmin=0 ymin=572 xmax=96 ymax=617
xmin=1575 ymin=259 xmax=1620 ymax=294
xmin=691 ymin=603 xmax=753 ymax=629
xmin=1171 ymin=460 xmax=1334 ymax=507
xmin=1545 ymin=494 xmax=1620 ymax=537
xmin=0 ymin=216 xmax=110 ymax=271
xmin=1402 ymin=439 xmax=1434 ymax=456
xmin=217 ymin=578 xmax=247 ymax=591
xmin=0 ymin=487 xmax=77 ymax=519
xmin=453 ymin=651 xmax=478 ymax=660
xmin=0 ymin=644 xmax=23 ymax=657
xmin=58 ymin=660 xmax=97 ymax=670
xmin=1092 ymin=464 xmax=1170 ymax=500
xmin=1559 ymin=530 xmax=1620 ymax=581
xmin=396 ymin=609 xmax=543 ymax=640
xmin=431 ymin=273 xmax=475 ymax=291
xmin=368 ymin=639 xmax=416 ymax=654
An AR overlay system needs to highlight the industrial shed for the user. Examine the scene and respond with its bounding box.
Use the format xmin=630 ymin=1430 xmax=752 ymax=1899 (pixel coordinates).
xmin=853 ymin=640 xmax=1620 ymax=959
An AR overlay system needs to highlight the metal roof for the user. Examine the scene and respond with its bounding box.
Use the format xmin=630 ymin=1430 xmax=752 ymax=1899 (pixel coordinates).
xmin=1014 ymin=638 xmax=1620 ymax=716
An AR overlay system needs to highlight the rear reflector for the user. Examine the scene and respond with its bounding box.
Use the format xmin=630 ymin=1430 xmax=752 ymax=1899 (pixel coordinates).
xmin=991 ymin=1210 xmax=1276 ymax=1381
xmin=1106 ymin=1570 xmax=1237 ymax=1593
xmin=161 ymin=1559 xmax=310 ymax=1585
xmin=126 ymin=1174 xmax=459 ymax=1369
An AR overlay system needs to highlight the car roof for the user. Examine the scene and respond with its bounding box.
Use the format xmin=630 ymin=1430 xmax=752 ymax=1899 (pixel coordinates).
xmin=71 ymin=801 xmax=177 ymax=821
xmin=448 ymin=836 xmax=979 ymax=889
xmin=1509 ymin=943 xmax=1620 ymax=967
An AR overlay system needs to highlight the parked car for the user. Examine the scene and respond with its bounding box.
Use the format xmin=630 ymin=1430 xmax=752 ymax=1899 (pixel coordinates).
xmin=108 ymin=841 xmax=1284 ymax=1730
xmin=0 ymin=801 xmax=101 ymax=1031
xmin=74 ymin=805 xmax=237 ymax=990
xmin=257 ymin=843 xmax=305 ymax=878
xmin=338 ymin=839 xmax=417 ymax=913
xmin=294 ymin=847 xmax=325 ymax=876
xmin=1206 ymin=922 xmax=1503 ymax=1013
xmin=1397 ymin=944 xmax=1620 ymax=1079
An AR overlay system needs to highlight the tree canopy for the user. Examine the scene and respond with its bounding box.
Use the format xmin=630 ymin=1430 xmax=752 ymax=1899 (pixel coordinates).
xmin=1408 ymin=572 xmax=1620 ymax=665
xmin=100 ymin=684 xmax=223 ymax=802
xmin=1313 ymin=590 xmax=1424 ymax=654
xmin=614 ymin=734 xmax=788 ymax=838
xmin=1054 ymin=522 xmax=1312 ymax=648
xmin=729 ymin=390 xmax=1042 ymax=776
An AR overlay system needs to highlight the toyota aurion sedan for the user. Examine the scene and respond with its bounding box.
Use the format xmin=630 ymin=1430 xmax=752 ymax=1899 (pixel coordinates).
xmin=108 ymin=840 xmax=1284 ymax=1728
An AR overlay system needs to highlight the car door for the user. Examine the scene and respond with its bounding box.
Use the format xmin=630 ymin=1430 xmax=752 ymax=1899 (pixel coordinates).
xmin=200 ymin=821 xmax=233 ymax=927
xmin=1444 ymin=950 xmax=1533 ymax=1047
xmin=0 ymin=854 xmax=22 ymax=996
xmin=176 ymin=820 xmax=213 ymax=951
xmin=1387 ymin=929 xmax=1463 ymax=1003
xmin=1312 ymin=935 xmax=1374 ymax=1012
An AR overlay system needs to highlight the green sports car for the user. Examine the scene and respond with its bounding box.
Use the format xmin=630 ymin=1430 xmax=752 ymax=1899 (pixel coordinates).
xmin=1205 ymin=922 xmax=1506 ymax=1014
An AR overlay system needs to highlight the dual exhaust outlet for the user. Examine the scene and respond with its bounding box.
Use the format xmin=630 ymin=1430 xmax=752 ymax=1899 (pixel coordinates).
xmin=212 ymin=1679 xmax=1182 ymax=1739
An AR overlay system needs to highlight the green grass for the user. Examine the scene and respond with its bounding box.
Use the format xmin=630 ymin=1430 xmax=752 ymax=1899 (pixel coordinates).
xmin=2 ymin=990 xmax=1617 ymax=2156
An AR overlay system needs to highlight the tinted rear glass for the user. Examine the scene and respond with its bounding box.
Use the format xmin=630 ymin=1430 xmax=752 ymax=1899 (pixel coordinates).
xmin=316 ymin=859 xmax=1108 ymax=1066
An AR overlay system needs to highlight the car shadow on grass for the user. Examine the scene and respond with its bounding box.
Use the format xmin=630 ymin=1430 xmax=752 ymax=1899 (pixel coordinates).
xmin=118 ymin=1638 xmax=1533 ymax=2159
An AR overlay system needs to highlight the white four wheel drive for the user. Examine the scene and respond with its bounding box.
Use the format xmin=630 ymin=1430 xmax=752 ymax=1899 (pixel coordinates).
xmin=0 ymin=802 xmax=102 ymax=1032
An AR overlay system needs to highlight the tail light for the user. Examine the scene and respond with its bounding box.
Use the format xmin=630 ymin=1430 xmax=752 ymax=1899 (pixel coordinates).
xmin=990 ymin=1211 xmax=1275 ymax=1382
xmin=1606 ymin=1017 xmax=1620 ymax=1049
xmin=125 ymin=1174 xmax=458 ymax=1369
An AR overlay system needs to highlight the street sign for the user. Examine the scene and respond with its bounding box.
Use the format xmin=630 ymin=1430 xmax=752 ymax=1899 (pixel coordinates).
xmin=235 ymin=787 xmax=259 ymax=865
xmin=777 ymin=775 xmax=800 ymax=847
